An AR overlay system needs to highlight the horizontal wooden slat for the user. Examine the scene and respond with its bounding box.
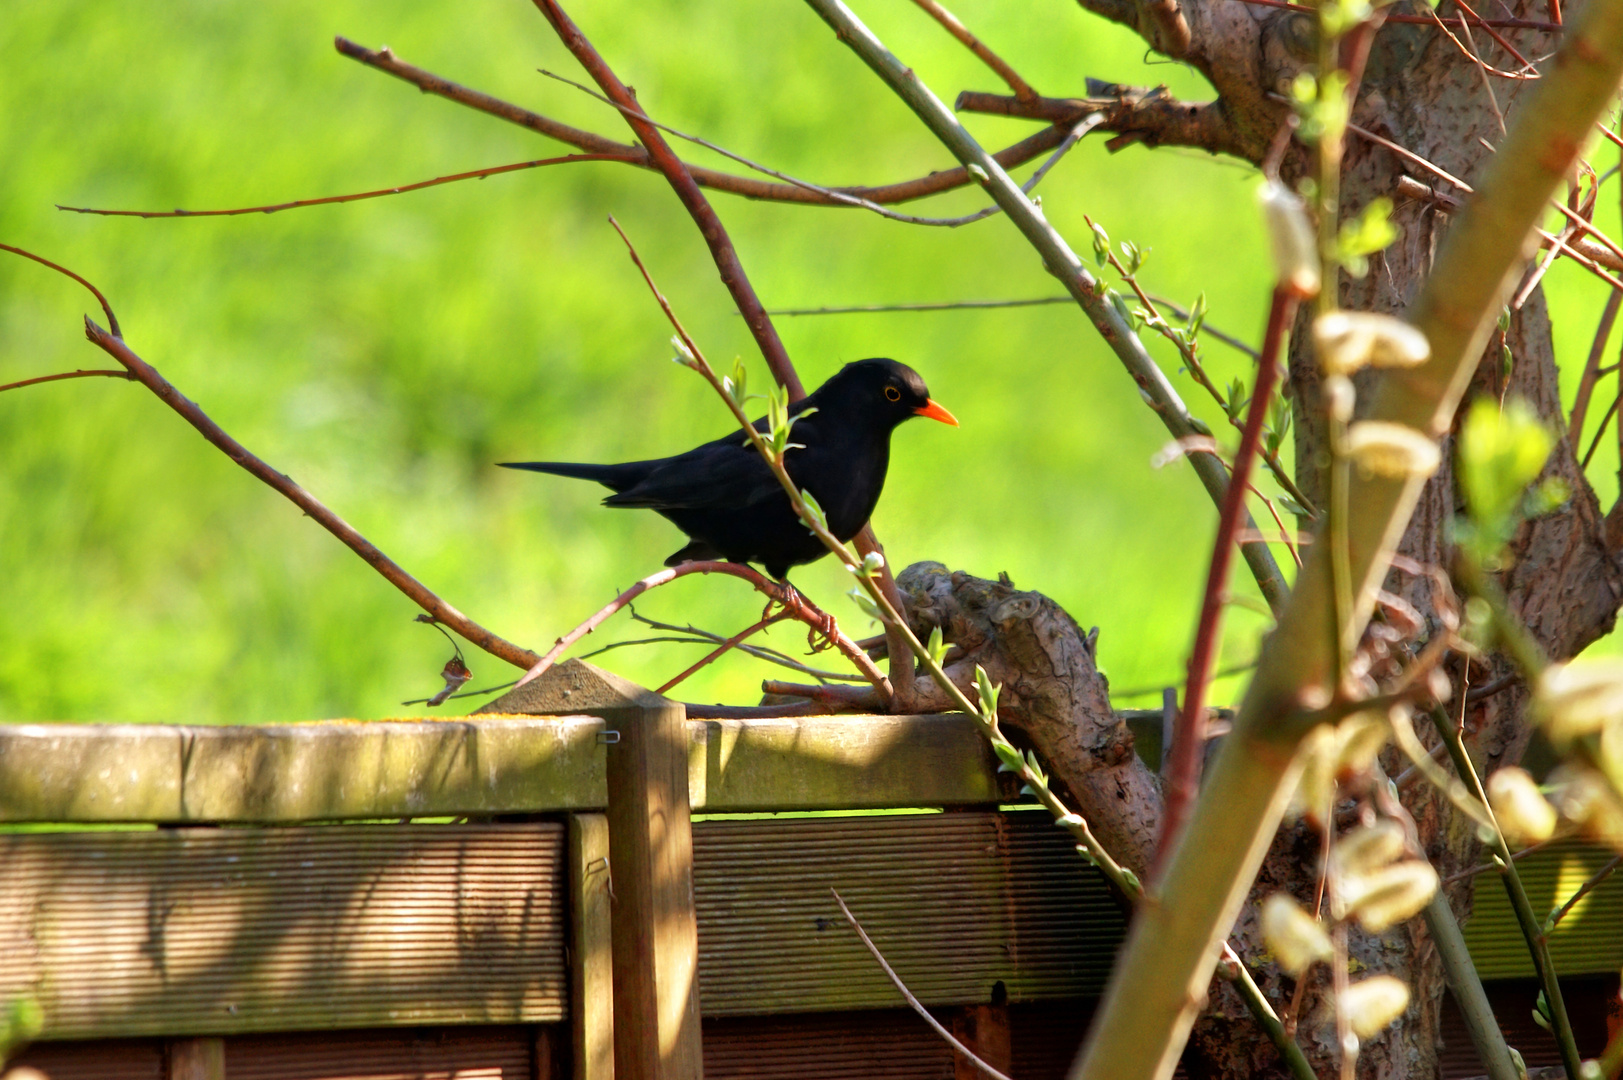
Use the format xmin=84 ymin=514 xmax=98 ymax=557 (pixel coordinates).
xmin=692 ymin=810 xmax=1127 ymax=1015
xmin=0 ymin=714 xmax=1024 ymax=822
xmin=0 ymin=824 xmax=567 ymax=1040
xmin=0 ymin=716 xmax=607 ymax=822
xmin=1461 ymin=838 xmax=1623 ymax=979
xmin=688 ymin=715 xmax=1003 ymax=811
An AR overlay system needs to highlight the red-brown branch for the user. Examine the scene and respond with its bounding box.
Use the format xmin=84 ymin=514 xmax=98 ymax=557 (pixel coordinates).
xmin=910 ymin=0 xmax=1038 ymax=100
xmin=56 ymin=154 xmax=639 ymax=219
xmin=0 ymin=368 xmax=133 ymax=394
xmin=334 ymin=37 xmax=1071 ymax=211
xmin=657 ymin=611 xmax=789 ymax=694
xmin=511 ymin=561 xmax=889 ymax=693
xmin=531 ymin=0 xmax=801 ymax=384
xmin=1 ymin=242 xmax=122 ymax=338
xmin=954 ymin=90 xmax=1251 ymax=160
xmin=81 ymin=319 xmax=542 ymax=671
xmin=1154 ymin=285 xmax=1299 ymax=879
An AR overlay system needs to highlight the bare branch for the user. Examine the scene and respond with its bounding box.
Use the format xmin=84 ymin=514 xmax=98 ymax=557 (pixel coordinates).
xmin=80 ymin=319 xmax=540 ymax=670
xmin=1 ymin=242 xmax=122 ymax=337
xmin=334 ymin=36 xmax=1073 ymax=210
xmin=530 ymin=0 xmax=802 ymax=398
xmin=909 ymin=0 xmax=1038 ymax=101
xmin=56 ymin=153 xmax=638 ymax=219
xmin=541 ymin=68 xmax=1094 ymax=227
xmin=955 ymin=88 xmax=1251 ymax=161
xmin=0 ymin=368 xmax=133 ymax=394
xmin=1157 ymin=286 xmax=1299 ymax=873
xmin=656 ymin=612 xmax=788 ymax=694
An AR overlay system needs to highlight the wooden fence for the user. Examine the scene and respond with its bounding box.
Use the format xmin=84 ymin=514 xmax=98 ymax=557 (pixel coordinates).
xmin=0 ymin=659 xmax=1617 ymax=1080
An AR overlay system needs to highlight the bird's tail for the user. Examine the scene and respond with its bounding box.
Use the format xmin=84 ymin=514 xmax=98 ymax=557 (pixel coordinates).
xmin=497 ymin=460 xmax=646 ymax=492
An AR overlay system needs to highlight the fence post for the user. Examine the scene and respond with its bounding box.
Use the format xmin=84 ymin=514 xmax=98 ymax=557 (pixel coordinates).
xmin=569 ymin=813 xmax=615 ymax=1080
xmin=484 ymin=659 xmax=703 ymax=1080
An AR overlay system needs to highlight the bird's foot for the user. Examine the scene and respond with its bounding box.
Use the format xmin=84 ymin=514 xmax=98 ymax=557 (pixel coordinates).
xmin=769 ymin=578 xmax=839 ymax=652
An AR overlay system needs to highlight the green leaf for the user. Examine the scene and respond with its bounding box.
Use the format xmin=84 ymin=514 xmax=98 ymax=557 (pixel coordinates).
xmin=1187 ymin=292 xmax=1208 ymax=335
xmin=1337 ymin=198 xmax=1399 ymax=279
xmin=975 ymin=664 xmax=1001 ymax=720
xmin=800 ymin=490 xmax=828 ymax=532
xmin=1458 ymin=396 xmax=1554 ymax=534
xmin=992 ymin=738 xmax=1025 ymax=772
xmin=926 ymin=625 xmax=950 ymax=668
xmin=1107 ymin=288 xmax=1133 ymax=324
xmin=1091 ymin=222 xmax=1111 ymax=266
xmin=723 ymin=358 xmax=749 ymax=405
xmin=847 ymin=586 xmax=883 ymax=622
xmin=1524 ymin=476 xmax=1571 ymax=517
xmin=1120 ymin=240 xmax=1145 ymax=274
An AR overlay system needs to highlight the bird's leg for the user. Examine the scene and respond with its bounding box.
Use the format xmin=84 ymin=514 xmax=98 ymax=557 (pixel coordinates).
xmin=773 ymin=576 xmax=839 ymax=653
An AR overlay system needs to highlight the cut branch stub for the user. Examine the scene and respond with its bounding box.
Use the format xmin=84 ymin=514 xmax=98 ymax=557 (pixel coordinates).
xmin=896 ymin=562 xmax=1162 ymax=877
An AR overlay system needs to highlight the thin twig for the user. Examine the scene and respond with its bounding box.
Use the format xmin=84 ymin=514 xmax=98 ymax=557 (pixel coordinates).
xmin=1228 ymin=0 xmax=1563 ymax=31
xmin=334 ymin=36 xmax=1074 ymax=211
xmin=1156 ymin=286 xmax=1298 ymax=875
xmin=1447 ymin=0 xmax=1542 ymax=73
xmin=625 ymin=612 xmax=867 ymax=681
xmin=831 ymin=888 xmax=1014 ymax=1080
xmin=1545 ymin=853 xmax=1621 ymax=930
xmin=1148 ymin=294 xmax=1262 ymax=360
xmin=0 ymin=368 xmax=134 ymax=394
xmin=58 ymin=152 xmax=639 ymax=220
xmin=1 ymin=242 xmax=122 ymax=337
xmin=548 ymin=63 xmax=1098 ymax=227
xmin=910 ymin=0 xmax=1037 ymax=101
xmin=511 ymin=560 xmax=887 ymax=693
xmin=1348 ymin=122 xmax=1623 ymax=291
xmin=531 ymin=0 xmax=802 ymax=398
xmin=79 ymin=319 xmax=542 ymax=670
xmin=1427 ymin=1 xmax=1540 ymax=78
xmin=656 ymin=612 xmax=789 ymax=694
xmin=1567 ymin=288 xmax=1621 ymax=441
xmin=1090 ymin=216 xmax=1314 ymax=523
xmin=56 ymin=153 xmax=639 ymax=219
xmin=1583 ymin=394 xmax=1619 ymax=469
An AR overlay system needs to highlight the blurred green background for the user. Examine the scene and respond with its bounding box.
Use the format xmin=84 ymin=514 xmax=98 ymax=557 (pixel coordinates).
xmin=2 ymin=0 xmax=1616 ymax=724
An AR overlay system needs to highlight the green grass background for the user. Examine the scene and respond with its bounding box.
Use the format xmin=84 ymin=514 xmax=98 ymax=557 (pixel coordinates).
xmin=1 ymin=0 xmax=1615 ymax=724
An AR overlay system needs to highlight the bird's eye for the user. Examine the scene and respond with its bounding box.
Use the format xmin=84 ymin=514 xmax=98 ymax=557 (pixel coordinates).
xmin=884 ymin=385 xmax=902 ymax=402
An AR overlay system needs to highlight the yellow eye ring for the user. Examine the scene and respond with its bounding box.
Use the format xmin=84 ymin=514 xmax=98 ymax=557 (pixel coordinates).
xmin=884 ymin=386 xmax=902 ymax=402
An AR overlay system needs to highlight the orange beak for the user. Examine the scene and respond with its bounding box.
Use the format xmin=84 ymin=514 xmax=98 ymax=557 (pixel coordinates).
xmin=913 ymin=399 xmax=959 ymax=427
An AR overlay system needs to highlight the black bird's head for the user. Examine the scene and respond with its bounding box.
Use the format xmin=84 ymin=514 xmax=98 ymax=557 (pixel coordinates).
xmin=815 ymin=358 xmax=959 ymax=431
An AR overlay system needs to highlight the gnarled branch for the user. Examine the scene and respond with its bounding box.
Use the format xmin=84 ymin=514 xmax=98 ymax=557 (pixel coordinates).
xmin=955 ymin=87 xmax=1251 ymax=162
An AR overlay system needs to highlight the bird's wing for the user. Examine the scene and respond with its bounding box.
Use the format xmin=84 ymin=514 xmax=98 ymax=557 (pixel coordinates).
xmin=602 ymin=437 xmax=782 ymax=510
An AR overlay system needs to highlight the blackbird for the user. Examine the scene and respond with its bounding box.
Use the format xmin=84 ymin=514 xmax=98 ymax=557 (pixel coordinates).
xmin=501 ymin=358 xmax=957 ymax=579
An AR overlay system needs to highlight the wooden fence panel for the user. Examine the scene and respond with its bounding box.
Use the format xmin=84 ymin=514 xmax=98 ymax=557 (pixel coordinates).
xmin=0 ymin=824 xmax=567 ymax=1040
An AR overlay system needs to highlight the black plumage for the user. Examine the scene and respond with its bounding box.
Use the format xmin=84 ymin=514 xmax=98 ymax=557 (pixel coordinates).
xmin=500 ymin=358 xmax=957 ymax=579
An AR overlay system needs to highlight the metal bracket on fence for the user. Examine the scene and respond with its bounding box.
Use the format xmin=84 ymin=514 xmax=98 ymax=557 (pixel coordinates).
xmin=597 ymin=729 xmax=620 ymax=744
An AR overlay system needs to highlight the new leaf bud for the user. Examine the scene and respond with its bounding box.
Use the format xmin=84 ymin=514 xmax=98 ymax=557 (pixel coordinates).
xmin=1486 ymin=766 xmax=1557 ymax=846
xmin=1261 ymin=893 xmax=1334 ymax=975
xmin=1342 ymin=975 xmax=1411 ymax=1038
